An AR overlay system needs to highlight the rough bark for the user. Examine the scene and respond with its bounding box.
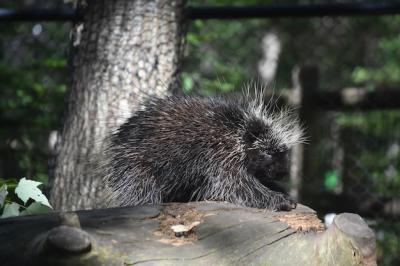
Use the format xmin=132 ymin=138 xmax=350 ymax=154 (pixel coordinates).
xmin=0 ymin=202 xmax=376 ymax=266
xmin=50 ymin=0 xmax=185 ymax=211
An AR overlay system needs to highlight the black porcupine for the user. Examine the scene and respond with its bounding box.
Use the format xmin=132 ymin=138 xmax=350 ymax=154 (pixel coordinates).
xmin=102 ymin=93 xmax=304 ymax=211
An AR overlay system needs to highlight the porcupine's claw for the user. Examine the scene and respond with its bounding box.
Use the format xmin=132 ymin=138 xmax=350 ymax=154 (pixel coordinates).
xmin=273 ymin=192 xmax=297 ymax=211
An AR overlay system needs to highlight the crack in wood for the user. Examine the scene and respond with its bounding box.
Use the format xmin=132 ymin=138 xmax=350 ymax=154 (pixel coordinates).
xmin=238 ymin=226 xmax=295 ymax=261
xmin=131 ymin=249 xmax=219 ymax=264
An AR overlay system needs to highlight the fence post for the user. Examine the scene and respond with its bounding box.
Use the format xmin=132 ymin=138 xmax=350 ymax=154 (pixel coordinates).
xmin=290 ymin=65 xmax=319 ymax=202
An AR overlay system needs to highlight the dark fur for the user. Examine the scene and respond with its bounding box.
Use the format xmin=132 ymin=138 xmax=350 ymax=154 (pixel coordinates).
xmin=102 ymin=95 xmax=304 ymax=210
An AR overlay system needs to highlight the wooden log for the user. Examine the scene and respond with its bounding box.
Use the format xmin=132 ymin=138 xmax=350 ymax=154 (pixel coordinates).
xmin=0 ymin=202 xmax=376 ymax=266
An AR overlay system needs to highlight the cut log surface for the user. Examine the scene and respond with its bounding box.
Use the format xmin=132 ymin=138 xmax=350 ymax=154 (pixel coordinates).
xmin=0 ymin=202 xmax=376 ymax=266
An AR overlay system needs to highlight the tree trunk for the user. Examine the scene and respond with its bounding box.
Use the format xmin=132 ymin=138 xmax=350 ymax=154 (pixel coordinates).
xmin=0 ymin=202 xmax=376 ymax=266
xmin=50 ymin=0 xmax=186 ymax=211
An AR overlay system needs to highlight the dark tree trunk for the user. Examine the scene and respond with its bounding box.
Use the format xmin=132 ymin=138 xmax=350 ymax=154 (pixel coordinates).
xmin=50 ymin=0 xmax=186 ymax=211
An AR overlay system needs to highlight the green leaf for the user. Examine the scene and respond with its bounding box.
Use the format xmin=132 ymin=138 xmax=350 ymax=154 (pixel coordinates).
xmin=0 ymin=185 xmax=7 ymax=207
xmin=324 ymin=170 xmax=338 ymax=191
xmin=15 ymin=178 xmax=52 ymax=208
xmin=181 ymin=73 xmax=194 ymax=92
xmin=1 ymin=202 xmax=20 ymax=218
xmin=186 ymin=33 xmax=201 ymax=46
xmin=351 ymin=67 xmax=369 ymax=84
xmin=20 ymin=202 xmax=53 ymax=216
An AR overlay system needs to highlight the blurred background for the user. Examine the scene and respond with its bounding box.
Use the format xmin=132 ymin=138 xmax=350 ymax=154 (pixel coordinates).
xmin=0 ymin=0 xmax=399 ymax=264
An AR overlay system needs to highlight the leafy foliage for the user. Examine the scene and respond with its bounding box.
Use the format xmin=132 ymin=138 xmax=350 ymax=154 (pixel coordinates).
xmin=0 ymin=19 xmax=69 ymax=182
xmin=0 ymin=178 xmax=52 ymax=218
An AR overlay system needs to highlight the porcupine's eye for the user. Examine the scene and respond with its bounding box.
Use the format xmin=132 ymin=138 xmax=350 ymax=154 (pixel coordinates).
xmin=258 ymin=152 xmax=273 ymax=167
xmin=246 ymin=150 xmax=273 ymax=179
xmin=243 ymin=119 xmax=265 ymax=145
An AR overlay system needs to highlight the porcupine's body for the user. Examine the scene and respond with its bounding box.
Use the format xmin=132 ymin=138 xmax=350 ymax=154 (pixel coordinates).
xmin=103 ymin=94 xmax=304 ymax=210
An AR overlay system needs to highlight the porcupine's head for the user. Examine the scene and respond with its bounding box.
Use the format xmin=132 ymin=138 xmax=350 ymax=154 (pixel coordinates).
xmin=241 ymin=92 xmax=305 ymax=185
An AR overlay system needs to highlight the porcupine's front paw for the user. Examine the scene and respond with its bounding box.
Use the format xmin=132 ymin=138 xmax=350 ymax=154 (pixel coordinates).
xmin=271 ymin=192 xmax=297 ymax=211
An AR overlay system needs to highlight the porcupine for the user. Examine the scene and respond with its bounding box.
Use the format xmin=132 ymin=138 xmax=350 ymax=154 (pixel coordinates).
xmin=102 ymin=91 xmax=305 ymax=211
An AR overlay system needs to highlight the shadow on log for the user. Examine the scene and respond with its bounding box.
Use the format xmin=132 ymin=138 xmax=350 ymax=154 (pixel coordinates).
xmin=0 ymin=202 xmax=376 ymax=266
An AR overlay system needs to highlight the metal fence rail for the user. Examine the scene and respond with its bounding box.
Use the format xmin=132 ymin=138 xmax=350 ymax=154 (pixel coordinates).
xmin=2 ymin=2 xmax=400 ymax=22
